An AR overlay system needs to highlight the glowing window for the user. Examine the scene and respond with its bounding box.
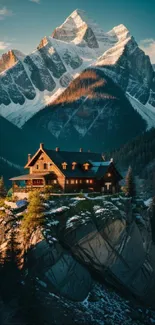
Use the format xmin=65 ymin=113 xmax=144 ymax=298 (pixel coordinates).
xmin=72 ymin=162 xmax=77 ymax=170
xmin=75 ymin=180 xmax=78 ymax=184
xmin=107 ymin=173 xmax=111 ymax=177
xmin=71 ymin=180 xmax=75 ymax=184
xmin=53 ymin=180 xmax=57 ymax=184
xmin=90 ymin=180 xmax=93 ymax=184
xmin=62 ymin=162 xmax=67 ymax=170
xmin=80 ymin=180 xmax=82 ymax=184
xmin=66 ymin=180 xmax=69 ymax=184
xmin=83 ymin=163 xmax=89 ymax=170
xmin=86 ymin=180 xmax=89 ymax=183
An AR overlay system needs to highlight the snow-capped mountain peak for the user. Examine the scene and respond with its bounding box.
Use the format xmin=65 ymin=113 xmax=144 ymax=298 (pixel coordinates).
xmin=109 ymin=24 xmax=131 ymax=41
xmin=61 ymin=9 xmax=89 ymax=29
xmin=0 ymin=9 xmax=154 ymax=131
xmin=52 ymin=9 xmax=107 ymax=48
xmin=0 ymin=49 xmax=25 ymax=73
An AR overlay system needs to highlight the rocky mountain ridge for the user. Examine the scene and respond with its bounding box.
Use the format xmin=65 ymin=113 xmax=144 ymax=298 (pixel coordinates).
xmin=0 ymin=9 xmax=154 ymax=130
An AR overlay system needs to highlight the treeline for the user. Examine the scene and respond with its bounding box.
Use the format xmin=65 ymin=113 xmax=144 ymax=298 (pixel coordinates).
xmin=109 ymin=128 xmax=155 ymax=178
xmin=52 ymin=68 xmax=126 ymax=105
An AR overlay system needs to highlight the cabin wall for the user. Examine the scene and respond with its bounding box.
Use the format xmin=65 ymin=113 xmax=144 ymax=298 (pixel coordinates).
xmin=65 ymin=178 xmax=95 ymax=193
xmin=28 ymin=151 xmax=66 ymax=190
xmin=30 ymin=152 xmax=54 ymax=174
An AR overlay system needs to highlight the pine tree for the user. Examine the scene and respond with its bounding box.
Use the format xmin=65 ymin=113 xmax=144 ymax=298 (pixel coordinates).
xmin=125 ymin=166 xmax=136 ymax=198
xmin=1 ymin=230 xmax=21 ymax=302
xmin=0 ymin=176 xmax=7 ymax=198
xmin=22 ymin=190 xmax=44 ymax=236
xmin=151 ymin=196 xmax=155 ymax=244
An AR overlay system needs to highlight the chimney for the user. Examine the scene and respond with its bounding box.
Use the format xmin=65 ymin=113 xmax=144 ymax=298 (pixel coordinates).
xmin=40 ymin=143 xmax=44 ymax=150
xmin=28 ymin=154 xmax=31 ymax=162
xmin=110 ymin=158 xmax=114 ymax=163
xmin=55 ymin=147 xmax=60 ymax=152
xmin=79 ymin=148 xmax=83 ymax=152
xmin=102 ymin=153 xmax=105 ymax=161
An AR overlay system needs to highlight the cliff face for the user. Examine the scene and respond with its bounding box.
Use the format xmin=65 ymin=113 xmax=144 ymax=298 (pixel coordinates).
xmin=0 ymin=195 xmax=155 ymax=325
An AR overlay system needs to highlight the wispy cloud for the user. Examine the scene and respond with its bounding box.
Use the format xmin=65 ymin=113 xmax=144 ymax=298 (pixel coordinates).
xmin=0 ymin=7 xmax=13 ymax=20
xmin=139 ymin=38 xmax=155 ymax=64
xmin=0 ymin=41 xmax=10 ymax=51
xmin=29 ymin=0 xmax=40 ymax=4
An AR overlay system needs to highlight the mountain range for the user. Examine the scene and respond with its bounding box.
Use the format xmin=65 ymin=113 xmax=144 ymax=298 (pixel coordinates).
xmin=0 ymin=9 xmax=155 ymax=183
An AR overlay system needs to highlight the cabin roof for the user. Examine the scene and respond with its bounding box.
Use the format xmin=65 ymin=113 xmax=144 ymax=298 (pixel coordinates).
xmin=44 ymin=149 xmax=103 ymax=165
xmin=60 ymin=161 xmax=111 ymax=178
xmin=22 ymin=145 xmax=122 ymax=180
xmin=10 ymin=172 xmax=52 ymax=181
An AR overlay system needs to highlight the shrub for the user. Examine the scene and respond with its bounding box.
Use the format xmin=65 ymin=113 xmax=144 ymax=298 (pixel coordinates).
xmin=124 ymin=166 xmax=136 ymax=199
xmin=21 ymin=190 xmax=45 ymax=236
xmin=78 ymin=192 xmax=85 ymax=198
xmin=7 ymin=188 xmax=13 ymax=198
xmin=0 ymin=176 xmax=7 ymax=198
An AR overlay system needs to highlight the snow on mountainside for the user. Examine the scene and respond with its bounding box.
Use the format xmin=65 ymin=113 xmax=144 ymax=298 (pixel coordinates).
xmin=127 ymin=93 xmax=155 ymax=130
xmin=23 ymin=68 xmax=146 ymax=153
xmin=0 ymin=9 xmax=155 ymax=129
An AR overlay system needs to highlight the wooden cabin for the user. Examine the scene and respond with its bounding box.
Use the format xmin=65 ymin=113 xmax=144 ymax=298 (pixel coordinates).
xmin=10 ymin=143 xmax=122 ymax=195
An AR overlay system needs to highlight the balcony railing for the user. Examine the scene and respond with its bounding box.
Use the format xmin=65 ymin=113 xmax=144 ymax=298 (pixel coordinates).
xmin=13 ymin=185 xmax=45 ymax=193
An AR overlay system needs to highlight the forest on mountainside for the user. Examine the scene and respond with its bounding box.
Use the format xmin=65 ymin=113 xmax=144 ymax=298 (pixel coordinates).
xmin=109 ymin=128 xmax=155 ymax=194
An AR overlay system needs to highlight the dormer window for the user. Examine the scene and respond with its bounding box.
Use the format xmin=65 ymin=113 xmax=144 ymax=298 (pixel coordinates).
xmin=72 ymin=162 xmax=77 ymax=170
xmin=62 ymin=162 xmax=67 ymax=170
xmin=44 ymin=163 xmax=47 ymax=170
xmin=83 ymin=163 xmax=89 ymax=170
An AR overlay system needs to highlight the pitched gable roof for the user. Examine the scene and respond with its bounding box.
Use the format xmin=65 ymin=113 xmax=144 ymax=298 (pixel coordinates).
xmin=24 ymin=144 xmax=122 ymax=180
xmin=44 ymin=149 xmax=103 ymax=166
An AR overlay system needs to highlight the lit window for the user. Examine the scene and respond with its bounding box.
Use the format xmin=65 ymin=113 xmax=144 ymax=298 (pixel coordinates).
xmin=107 ymin=173 xmax=111 ymax=177
xmin=66 ymin=180 xmax=69 ymax=184
xmin=75 ymin=180 xmax=78 ymax=184
xmin=83 ymin=163 xmax=89 ymax=170
xmin=86 ymin=180 xmax=89 ymax=183
xmin=72 ymin=162 xmax=77 ymax=170
xmin=71 ymin=180 xmax=75 ymax=184
xmin=62 ymin=162 xmax=67 ymax=170
xmin=80 ymin=180 xmax=82 ymax=184
xmin=90 ymin=180 xmax=93 ymax=184
xmin=54 ymin=180 xmax=57 ymax=184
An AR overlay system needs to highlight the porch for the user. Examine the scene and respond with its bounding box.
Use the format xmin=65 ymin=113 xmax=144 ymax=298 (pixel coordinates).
xmin=10 ymin=172 xmax=57 ymax=193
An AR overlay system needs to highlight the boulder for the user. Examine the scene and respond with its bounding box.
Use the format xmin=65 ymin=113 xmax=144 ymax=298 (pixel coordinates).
xmin=28 ymin=240 xmax=92 ymax=301
xmin=61 ymin=200 xmax=155 ymax=307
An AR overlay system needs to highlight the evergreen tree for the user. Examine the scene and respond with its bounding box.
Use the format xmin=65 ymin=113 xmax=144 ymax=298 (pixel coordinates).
xmin=22 ymin=190 xmax=44 ymax=236
xmin=0 ymin=230 xmax=21 ymax=302
xmin=0 ymin=176 xmax=7 ymax=198
xmin=125 ymin=166 xmax=136 ymax=198
xmin=151 ymin=196 xmax=155 ymax=244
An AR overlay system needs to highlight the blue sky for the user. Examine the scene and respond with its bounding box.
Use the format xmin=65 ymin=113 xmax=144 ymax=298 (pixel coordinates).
xmin=0 ymin=0 xmax=155 ymax=62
